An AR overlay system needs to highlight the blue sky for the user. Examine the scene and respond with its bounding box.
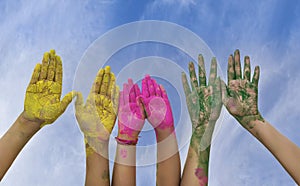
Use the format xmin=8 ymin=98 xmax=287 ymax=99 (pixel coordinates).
xmin=0 ymin=0 xmax=299 ymax=185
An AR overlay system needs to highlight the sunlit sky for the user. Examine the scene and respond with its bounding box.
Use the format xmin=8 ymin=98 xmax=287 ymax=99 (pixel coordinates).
xmin=0 ymin=0 xmax=299 ymax=185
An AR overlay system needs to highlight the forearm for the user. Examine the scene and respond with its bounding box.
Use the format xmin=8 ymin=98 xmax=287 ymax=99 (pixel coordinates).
xmin=85 ymin=142 xmax=110 ymax=186
xmin=155 ymin=127 xmax=181 ymax=186
xmin=248 ymin=119 xmax=300 ymax=185
xmin=181 ymin=130 xmax=210 ymax=186
xmin=0 ymin=112 xmax=40 ymax=180
xmin=112 ymin=144 xmax=136 ymax=186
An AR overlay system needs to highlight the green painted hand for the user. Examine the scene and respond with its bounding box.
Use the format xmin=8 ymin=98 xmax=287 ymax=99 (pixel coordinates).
xmin=221 ymin=49 xmax=264 ymax=130
xmin=23 ymin=49 xmax=74 ymax=128
xmin=182 ymin=55 xmax=222 ymax=152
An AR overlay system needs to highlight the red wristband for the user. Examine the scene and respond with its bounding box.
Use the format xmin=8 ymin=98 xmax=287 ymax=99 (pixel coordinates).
xmin=115 ymin=137 xmax=138 ymax=145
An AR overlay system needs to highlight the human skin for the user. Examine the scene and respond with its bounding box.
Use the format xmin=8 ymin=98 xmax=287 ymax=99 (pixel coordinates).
xmin=0 ymin=50 xmax=74 ymax=181
xmin=112 ymin=79 xmax=145 ymax=186
xmin=221 ymin=49 xmax=300 ymax=185
xmin=141 ymin=75 xmax=181 ymax=186
xmin=181 ymin=55 xmax=222 ymax=186
xmin=75 ymin=66 xmax=119 ymax=186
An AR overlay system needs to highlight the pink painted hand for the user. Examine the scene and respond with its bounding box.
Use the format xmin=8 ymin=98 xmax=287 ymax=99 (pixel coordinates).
xmin=141 ymin=75 xmax=174 ymax=131
xmin=117 ymin=79 xmax=145 ymax=143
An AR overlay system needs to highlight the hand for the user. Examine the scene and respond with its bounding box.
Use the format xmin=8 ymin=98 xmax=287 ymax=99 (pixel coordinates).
xmin=141 ymin=75 xmax=174 ymax=131
xmin=22 ymin=49 xmax=74 ymax=128
xmin=117 ymin=79 xmax=145 ymax=142
xmin=181 ymin=55 xmax=222 ymax=151
xmin=221 ymin=50 xmax=264 ymax=130
xmin=75 ymin=66 xmax=119 ymax=154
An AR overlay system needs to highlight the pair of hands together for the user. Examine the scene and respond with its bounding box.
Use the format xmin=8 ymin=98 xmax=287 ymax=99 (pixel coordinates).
xmin=182 ymin=49 xmax=263 ymax=153
xmin=75 ymin=71 xmax=174 ymax=154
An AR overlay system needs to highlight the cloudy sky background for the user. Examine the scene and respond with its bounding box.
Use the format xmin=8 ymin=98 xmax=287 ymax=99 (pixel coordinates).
xmin=0 ymin=0 xmax=299 ymax=185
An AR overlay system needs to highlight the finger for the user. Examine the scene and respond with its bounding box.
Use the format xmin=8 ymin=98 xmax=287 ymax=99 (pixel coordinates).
xmin=153 ymin=79 xmax=161 ymax=97
xmin=129 ymin=85 xmax=136 ymax=103
xmin=119 ymin=90 xmax=124 ymax=106
xmin=252 ymin=66 xmax=260 ymax=87
xmin=128 ymin=78 xmax=134 ymax=87
xmin=134 ymin=84 xmax=141 ymax=97
xmin=107 ymin=72 xmax=115 ymax=98
xmin=227 ymin=54 xmax=235 ymax=83
xmin=113 ymin=86 xmax=120 ymax=112
xmin=208 ymin=57 xmax=217 ymax=85
xmin=91 ymin=68 xmax=104 ymax=94
xmin=47 ymin=50 xmax=56 ymax=81
xmin=123 ymin=83 xmax=130 ymax=105
xmin=142 ymin=77 xmax=150 ymax=98
xmin=30 ymin=63 xmax=41 ymax=84
xmin=220 ymin=80 xmax=229 ymax=105
xmin=214 ymin=77 xmax=221 ymax=92
xmin=75 ymin=91 xmax=84 ymax=108
xmin=100 ymin=66 xmax=110 ymax=95
xmin=234 ymin=49 xmax=242 ymax=79
xmin=60 ymin=91 xmax=76 ymax=113
xmin=147 ymin=77 xmax=155 ymax=96
xmin=39 ymin=52 xmax=50 ymax=80
xmin=136 ymin=96 xmax=145 ymax=119
xmin=189 ymin=62 xmax=198 ymax=90
xmin=160 ymin=85 xmax=171 ymax=105
xmin=181 ymin=72 xmax=191 ymax=96
xmin=243 ymin=56 xmax=251 ymax=81
xmin=55 ymin=56 xmax=63 ymax=84
xmin=198 ymin=54 xmax=207 ymax=87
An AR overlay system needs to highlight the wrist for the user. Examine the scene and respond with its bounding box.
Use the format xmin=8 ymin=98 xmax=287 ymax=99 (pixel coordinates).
xmin=84 ymin=136 xmax=109 ymax=157
xmin=237 ymin=113 xmax=264 ymax=130
xmin=246 ymin=118 xmax=267 ymax=139
xmin=18 ymin=112 xmax=41 ymax=134
xmin=154 ymin=125 xmax=175 ymax=142
xmin=117 ymin=131 xmax=139 ymax=141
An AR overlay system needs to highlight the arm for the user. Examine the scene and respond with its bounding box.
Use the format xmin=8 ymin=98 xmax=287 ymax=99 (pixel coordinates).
xmin=181 ymin=56 xmax=222 ymax=186
xmin=112 ymin=79 xmax=145 ymax=186
xmin=248 ymin=119 xmax=300 ymax=185
xmin=0 ymin=114 xmax=40 ymax=180
xmin=155 ymin=128 xmax=181 ymax=186
xmin=75 ymin=66 xmax=119 ymax=186
xmin=141 ymin=75 xmax=181 ymax=186
xmin=85 ymin=142 xmax=110 ymax=186
xmin=0 ymin=50 xmax=74 ymax=181
xmin=221 ymin=49 xmax=300 ymax=185
xmin=113 ymin=143 xmax=137 ymax=186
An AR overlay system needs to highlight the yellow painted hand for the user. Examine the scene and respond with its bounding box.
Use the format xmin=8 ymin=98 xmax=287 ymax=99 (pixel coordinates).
xmin=75 ymin=66 xmax=119 ymax=144
xmin=23 ymin=49 xmax=74 ymax=128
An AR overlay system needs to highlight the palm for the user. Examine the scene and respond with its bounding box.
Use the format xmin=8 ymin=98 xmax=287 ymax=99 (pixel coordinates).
xmin=25 ymin=81 xmax=62 ymax=123
xmin=189 ymin=86 xmax=221 ymax=130
xmin=118 ymin=80 xmax=145 ymax=139
xmin=23 ymin=50 xmax=73 ymax=127
xmin=226 ymin=79 xmax=258 ymax=117
xmin=222 ymin=50 xmax=263 ymax=130
xmin=76 ymin=96 xmax=116 ymax=140
xmin=75 ymin=66 xmax=119 ymax=140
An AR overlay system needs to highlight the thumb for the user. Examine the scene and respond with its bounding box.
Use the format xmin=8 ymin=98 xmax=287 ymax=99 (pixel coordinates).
xmin=220 ymin=80 xmax=229 ymax=105
xmin=136 ymin=95 xmax=146 ymax=119
xmin=75 ymin=91 xmax=84 ymax=108
xmin=60 ymin=91 xmax=76 ymax=113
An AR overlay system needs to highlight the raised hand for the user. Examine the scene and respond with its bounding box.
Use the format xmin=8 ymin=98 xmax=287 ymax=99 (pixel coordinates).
xmin=221 ymin=49 xmax=264 ymax=130
xmin=181 ymin=55 xmax=222 ymax=151
xmin=75 ymin=66 xmax=119 ymax=154
xmin=181 ymin=55 xmax=222 ymax=186
xmin=141 ymin=75 xmax=174 ymax=131
xmin=22 ymin=49 xmax=74 ymax=128
xmin=117 ymin=79 xmax=145 ymax=144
